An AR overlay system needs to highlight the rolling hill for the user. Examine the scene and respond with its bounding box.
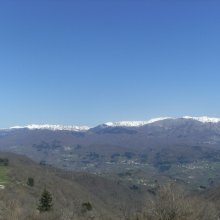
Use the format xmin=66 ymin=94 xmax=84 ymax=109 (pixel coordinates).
xmin=1 ymin=116 xmax=220 ymax=189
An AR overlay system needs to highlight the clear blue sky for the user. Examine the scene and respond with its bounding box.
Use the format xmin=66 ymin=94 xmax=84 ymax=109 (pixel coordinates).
xmin=0 ymin=0 xmax=220 ymax=127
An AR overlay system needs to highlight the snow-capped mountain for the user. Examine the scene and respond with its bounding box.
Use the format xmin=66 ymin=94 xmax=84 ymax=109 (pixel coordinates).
xmin=182 ymin=116 xmax=220 ymax=123
xmin=10 ymin=124 xmax=90 ymax=132
xmin=103 ymin=117 xmax=171 ymax=127
xmin=3 ymin=116 xmax=220 ymax=131
xmin=101 ymin=116 xmax=220 ymax=128
xmin=2 ymin=115 xmax=220 ymax=173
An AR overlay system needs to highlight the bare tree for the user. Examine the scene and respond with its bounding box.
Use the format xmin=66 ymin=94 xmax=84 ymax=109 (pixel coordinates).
xmin=143 ymin=183 xmax=218 ymax=220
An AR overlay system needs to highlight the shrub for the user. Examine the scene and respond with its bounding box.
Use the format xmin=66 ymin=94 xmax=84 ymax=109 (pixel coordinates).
xmin=0 ymin=158 xmax=9 ymax=166
xmin=143 ymin=183 xmax=218 ymax=220
xmin=27 ymin=177 xmax=34 ymax=187
xmin=81 ymin=202 xmax=92 ymax=213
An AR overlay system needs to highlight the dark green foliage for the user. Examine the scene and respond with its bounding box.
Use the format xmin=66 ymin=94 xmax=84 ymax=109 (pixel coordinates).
xmin=200 ymin=185 xmax=207 ymax=190
xmin=27 ymin=177 xmax=34 ymax=187
xmin=38 ymin=189 xmax=53 ymax=212
xmin=0 ymin=158 xmax=9 ymax=166
xmin=118 ymin=171 xmax=132 ymax=177
xmin=147 ymin=188 xmax=157 ymax=195
xmin=81 ymin=202 xmax=92 ymax=212
xmin=130 ymin=184 xmax=139 ymax=191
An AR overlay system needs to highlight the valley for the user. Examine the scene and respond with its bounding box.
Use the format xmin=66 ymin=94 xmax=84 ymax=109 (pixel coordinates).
xmin=2 ymin=117 xmax=220 ymax=191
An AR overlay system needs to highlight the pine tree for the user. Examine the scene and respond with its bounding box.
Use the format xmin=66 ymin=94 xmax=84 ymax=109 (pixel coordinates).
xmin=38 ymin=188 xmax=53 ymax=212
xmin=27 ymin=177 xmax=34 ymax=187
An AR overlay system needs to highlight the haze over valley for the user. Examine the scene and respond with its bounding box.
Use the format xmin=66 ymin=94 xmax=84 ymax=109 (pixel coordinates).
xmin=2 ymin=116 xmax=220 ymax=190
xmin=1 ymin=0 xmax=220 ymax=219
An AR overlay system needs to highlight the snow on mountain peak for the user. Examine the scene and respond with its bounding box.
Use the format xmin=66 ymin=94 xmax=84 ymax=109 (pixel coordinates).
xmin=10 ymin=124 xmax=90 ymax=131
xmin=4 ymin=116 xmax=220 ymax=131
xmin=104 ymin=117 xmax=171 ymax=127
xmin=182 ymin=116 xmax=220 ymax=123
xmin=104 ymin=121 xmax=148 ymax=127
xmin=146 ymin=117 xmax=172 ymax=124
xmin=103 ymin=116 xmax=220 ymax=128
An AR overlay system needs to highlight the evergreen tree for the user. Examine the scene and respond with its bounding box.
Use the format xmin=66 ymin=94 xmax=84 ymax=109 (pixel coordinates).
xmin=38 ymin=189 xmax=53 ymax=212
xmin=27 ymin=177 xmax=34 ymax=187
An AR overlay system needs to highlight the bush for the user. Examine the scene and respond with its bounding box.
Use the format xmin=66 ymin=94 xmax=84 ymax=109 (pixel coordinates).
xmin=143 ymin=183 xmax=218 ymax=220
xmin=81 ymin=202 xmax=92 ymax=213
xmin=0 ymin=158 xmax=9 ymax=166
xmin=27 ymin=177 xmax=34 ymax=187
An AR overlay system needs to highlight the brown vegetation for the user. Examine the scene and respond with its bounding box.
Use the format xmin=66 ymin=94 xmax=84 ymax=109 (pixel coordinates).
xmin=0 ymin=153 xmax=219 ymax=220
xmin=139 ymin=184 xmax=218 ymax=220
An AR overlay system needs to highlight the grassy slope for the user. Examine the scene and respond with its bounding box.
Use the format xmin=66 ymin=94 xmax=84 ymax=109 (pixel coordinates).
xmin=0 ymin=152 xmax=147 ymax=220
xmin=0 ymin=166 xmax=9 ymax=185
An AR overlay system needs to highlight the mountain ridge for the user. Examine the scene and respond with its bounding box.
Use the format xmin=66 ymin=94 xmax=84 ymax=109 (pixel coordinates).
xmin=1 ymin=115 xmax=220 ymax=189
xmin=2 ymin=116 xmax=220 ymax=131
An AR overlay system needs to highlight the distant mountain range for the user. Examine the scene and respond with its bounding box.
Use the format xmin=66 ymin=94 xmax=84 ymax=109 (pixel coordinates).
xmin=2 ymin=116 xmax=220 ymax=132
xmin=2 ymin=116 xmax=220 ymax=189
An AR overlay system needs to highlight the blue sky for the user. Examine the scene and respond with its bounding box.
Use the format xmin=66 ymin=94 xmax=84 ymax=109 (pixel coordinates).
xmin=0 ymin=0 xmax=220 ymax=127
